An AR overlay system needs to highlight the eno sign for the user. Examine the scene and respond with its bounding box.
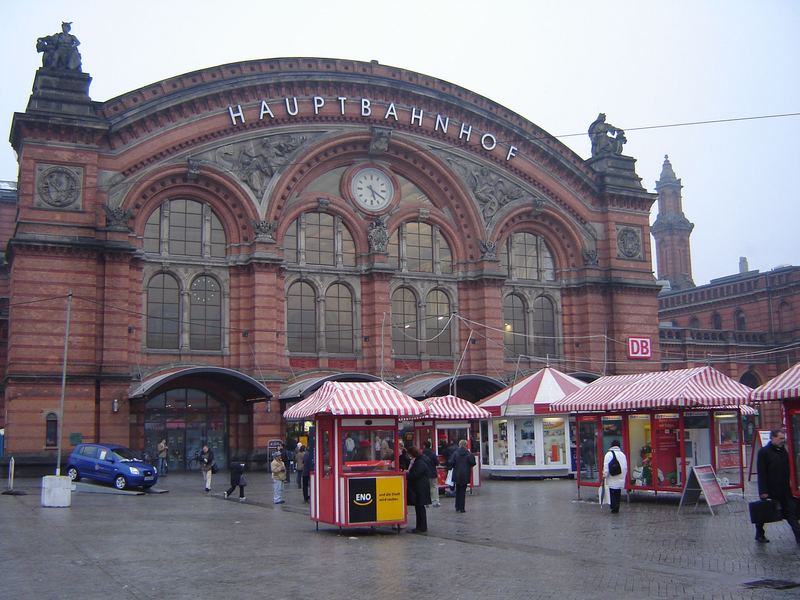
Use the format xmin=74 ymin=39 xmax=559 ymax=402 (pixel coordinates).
xmin=627 ymin=337 xmax=652 ymax=359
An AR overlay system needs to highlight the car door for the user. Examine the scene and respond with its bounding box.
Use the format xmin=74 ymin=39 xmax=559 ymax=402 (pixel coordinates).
xmin=77 ymin=445 xmax=100 ymax=482
xmin=95 ymin=446 xmax=117 ymax=483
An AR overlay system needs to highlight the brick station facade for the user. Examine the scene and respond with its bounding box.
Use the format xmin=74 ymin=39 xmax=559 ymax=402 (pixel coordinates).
xmin=2 ymin=55 xmax=662 ymax=467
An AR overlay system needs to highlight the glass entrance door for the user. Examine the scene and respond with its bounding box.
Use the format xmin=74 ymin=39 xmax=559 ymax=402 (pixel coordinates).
xmin=577 ymin=416 xmax=600 ymax=483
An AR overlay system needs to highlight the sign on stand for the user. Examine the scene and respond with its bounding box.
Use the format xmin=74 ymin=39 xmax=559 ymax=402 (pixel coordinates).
xmin=747 ymin=430 xmax=772 ymax=482
xmin=678 ymin=465 xmax=727 ymax=515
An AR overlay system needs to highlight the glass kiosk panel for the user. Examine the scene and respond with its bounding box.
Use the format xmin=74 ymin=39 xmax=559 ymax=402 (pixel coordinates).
xmin=578 ymin=418 xmax=600 ymax=482
xmin=792 ymin=411 xmax=800 ymax=495
xmin=542 ymin=417 xmax=566 ymax=465
xmin=714 ymin=412 xmax=741 ymax=486
xmin=341 ymin=428 xmax=397 ymax=471
xmin=628 ymin=414 xmax=651 ymax=487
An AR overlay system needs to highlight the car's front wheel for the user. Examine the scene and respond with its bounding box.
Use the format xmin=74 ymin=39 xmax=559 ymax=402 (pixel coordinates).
xmin=114 ymin=475 xmax=127 ymax=490
xmin=66 ymin=466 xmax=79 ymax=481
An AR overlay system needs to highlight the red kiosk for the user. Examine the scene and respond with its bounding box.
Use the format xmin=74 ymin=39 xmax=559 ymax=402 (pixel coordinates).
xmin=408 ymin=395 xmax=491 ymax=491
xmin=750 ymin=362 xmax=800 ymax=497
xmin=551 ymin=367 xmax=753 ymax=497
xmin=283 ymin=381 xmax=425 ymax=530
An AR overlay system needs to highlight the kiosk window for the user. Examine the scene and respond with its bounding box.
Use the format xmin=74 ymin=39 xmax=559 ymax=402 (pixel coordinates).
xmin=342 ymin=429 xmax=396 ymax=471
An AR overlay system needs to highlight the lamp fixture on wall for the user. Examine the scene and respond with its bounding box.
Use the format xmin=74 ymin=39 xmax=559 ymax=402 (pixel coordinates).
xmin=111 ymin=398 xmax=120 ymax=413
xmin=265 ymin=397 xmax=272 ymax=414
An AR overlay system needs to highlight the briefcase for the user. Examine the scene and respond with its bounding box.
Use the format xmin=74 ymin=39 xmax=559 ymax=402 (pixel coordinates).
xmin=748 ymin=499 xmax=782 ymax=524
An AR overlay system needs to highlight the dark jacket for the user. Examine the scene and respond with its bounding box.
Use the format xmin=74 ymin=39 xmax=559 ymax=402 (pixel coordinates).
xmin=229 ymin=461 xmax=246 ymax=486
xmin=399 ymin=448 xmax=411 ymax=471
xmin=422 ymin=448 xmax=439 ymax=478
xmin=757 ymin=442 xmax=792 ymax=500
xmin=406 ymin=457 xmax=432 ymax=506
xmin=448 ymin=446 xmax=476 ymax=486
xmin=199 ymin=449 xmax=214 ymax=472
xmin=302 ymin=449 xmax=314 ymax=476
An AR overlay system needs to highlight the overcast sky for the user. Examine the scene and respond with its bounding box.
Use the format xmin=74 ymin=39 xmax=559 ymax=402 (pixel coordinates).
xmin=3 ymin=1 xmax=798 ymax=285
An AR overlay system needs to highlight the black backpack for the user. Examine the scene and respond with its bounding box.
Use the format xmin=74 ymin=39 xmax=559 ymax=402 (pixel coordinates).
xmin=608 ymin=450 xmax=622 ymax=476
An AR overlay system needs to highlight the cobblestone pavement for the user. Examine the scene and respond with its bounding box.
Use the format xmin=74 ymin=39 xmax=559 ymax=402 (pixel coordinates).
xmin=1 ymin=472 xmax=798 ymax=600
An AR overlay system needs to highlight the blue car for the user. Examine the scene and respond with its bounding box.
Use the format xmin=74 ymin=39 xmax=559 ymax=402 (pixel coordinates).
xmin=66 ymin=443 xmax=158 ymax=490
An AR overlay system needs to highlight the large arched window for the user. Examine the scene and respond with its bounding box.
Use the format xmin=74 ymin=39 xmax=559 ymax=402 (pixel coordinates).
xmin=503 ymin=294 xmax=527 ymax=357
xmin=388 ymin=222 xmax=453 ymax=274
xmin=425 ymin=289 xmax=452 ymax=357
xmin=325 ymin=284 xmax=354 ymax=354
xmin=147 ymin=273 xmax=180 ymax=349
xmin=283 ymin=212 xmax=355 ymax=267
xmin=499 ymin=232 xmax=555 ymax=281
xmin=287 ymin=282 xmax=317 ymax=353
xmin=392 ymin=287 xmax=419 ymax=356
xmin=144 ymin=199 xmax=226 ymax=258
xmin=189 ymin=276 xmax=222 ymax=351
xmin=711 ymin=312 xmax=722 ymax=330
xmin=533 ymin=296 xmax=556 ymax=358
xmin=689 ymin=317 xmax=700 ymax=329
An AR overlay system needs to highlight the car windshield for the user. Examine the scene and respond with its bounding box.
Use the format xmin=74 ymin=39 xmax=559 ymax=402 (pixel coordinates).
xmin=111 ymin=447 xmax=140 ymax=462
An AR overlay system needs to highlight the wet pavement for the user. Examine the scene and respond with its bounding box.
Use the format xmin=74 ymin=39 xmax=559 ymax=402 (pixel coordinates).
xmin=1 ymin=471 xmax=799 ymax=600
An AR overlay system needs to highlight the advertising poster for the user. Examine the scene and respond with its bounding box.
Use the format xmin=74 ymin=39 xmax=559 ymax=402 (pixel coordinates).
xmin=347 ymin=476 xmax=404 ymax=524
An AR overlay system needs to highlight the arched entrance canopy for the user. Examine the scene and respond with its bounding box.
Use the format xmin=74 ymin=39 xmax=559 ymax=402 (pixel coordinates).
xmin=129 ymin=367 xmax=273 ymax=402
xmin=279 ymin=372 xmax=381 ymax=401
xmin=403 ymin=374 xmax=505 ymax=402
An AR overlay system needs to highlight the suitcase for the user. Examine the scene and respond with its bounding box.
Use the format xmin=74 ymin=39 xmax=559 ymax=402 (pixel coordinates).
xmin=748 ymin=499 xmax=782 ymax=524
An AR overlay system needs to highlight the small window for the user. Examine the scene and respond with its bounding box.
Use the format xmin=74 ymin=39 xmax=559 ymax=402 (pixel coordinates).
xmin=45 ymin=413 xmax=58 ymax=447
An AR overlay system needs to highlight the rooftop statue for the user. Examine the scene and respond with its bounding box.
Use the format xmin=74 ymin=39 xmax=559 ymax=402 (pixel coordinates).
xmin=36 ymin=22 xmax=82 ymax=72
xmin=588 ymin=113 xmax=625 ymax=157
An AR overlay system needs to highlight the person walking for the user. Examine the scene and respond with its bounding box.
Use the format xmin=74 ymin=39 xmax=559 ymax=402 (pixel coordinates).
xmin=199 ymin=444 xmax=214 ymax=493
xmin=294 ymin=445 xmax=306 ymax=489
xmin=271 ymin=451 xmax=287 ymax=504
xmin=602 ymin=440 xmax=628 ymax=514
xmin=157 ymin=439 xmax=168 ymax=476
xmin=406 ymin=446 xmax=431 ymax=533
xmin=224 ymin=458 xmax=247 ymax=502
xmin=447 ymin=439 xmax=475 ymax=513
xmin=754 ymin=428 xmax=800 ymax=544
xmin=422 ymin=441 xmax=441 ymax=507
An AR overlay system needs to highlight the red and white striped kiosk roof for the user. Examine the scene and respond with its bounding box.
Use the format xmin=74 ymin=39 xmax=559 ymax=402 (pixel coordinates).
xmin=750 ymin=362 xmax=800 ymax=402
xmin=283 ymin=380 xmax=425 ymax=419
xmin=477 ymin=367 xmax=588 ymax=416
xmin=550 ymin=366 xmax=754 ymax=412
xmin=420 ymin=395 xmax=492 ymax=420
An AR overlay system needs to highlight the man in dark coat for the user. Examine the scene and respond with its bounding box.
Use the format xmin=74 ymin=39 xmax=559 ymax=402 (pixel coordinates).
xmin=447 ymin=439 xmax=476 ymax=513
xmin=422 ymin=441 xmax=441 ymax=507
xmin=406 ymin=446 xmax=432 ymax=533
xmin=755 ymin=428 xmax=800 ymax=544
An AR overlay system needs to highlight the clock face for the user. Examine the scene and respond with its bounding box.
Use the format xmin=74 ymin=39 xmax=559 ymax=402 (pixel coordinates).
xmin=350 ymin=167 xmax=394 ymax=212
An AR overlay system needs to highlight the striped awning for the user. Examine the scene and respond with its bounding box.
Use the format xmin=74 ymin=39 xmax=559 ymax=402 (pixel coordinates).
xmin=550 ymin=367 xmax=752 ymax=412
xmin=750 ymin=363 xmax=800 ymax=402
xmin=477 ymin=367 xmax=588 ymax=416
xmin=419 ymin=395 xmax=492 ymax=420
xmin=283 ymin=381 xmax=425 ymax=419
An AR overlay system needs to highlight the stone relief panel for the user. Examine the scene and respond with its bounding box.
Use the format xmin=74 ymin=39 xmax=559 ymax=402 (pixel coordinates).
xmin=616 ymin=225 xmax=643 ymax=260
xmin=35 ymin=164 xmax=83 ymax=210
xmin=438 ymin=152 xmax=545 ymax=224
xmin=195 ymin=132 xmax=316 ymax=201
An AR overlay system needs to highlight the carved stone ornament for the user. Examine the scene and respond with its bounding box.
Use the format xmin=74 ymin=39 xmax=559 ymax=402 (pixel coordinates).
xmin=36 ymin=22 xmax=82 ymax=72
xmin=187 ymin=158 xmax=201 ymax=181
xmin=480 ymin=240 xmax=497 ymax=260
xmin=253 ymin=219 xmax=276 ymax=242
xmin=35 ymin=164 xmax=82 ymax=210
xmin=582 ymin=248 xmax=599 ymax=266
xmin=367 ymin=216 xmax=389 ymax=254
xmin=213 ymin=133 xmax=309 ymax=198
xmin=588 ymin=113 xmax=626 ymax=158
xmin=616 ymin=226 xmax=642 ymax=259
xmin=104 ymin=205 xmax=133 ymax=230
xmin=444 ymin=156 xmax=537 ymax=221
xmin=368 ymin=126 xmax=392 ymax=156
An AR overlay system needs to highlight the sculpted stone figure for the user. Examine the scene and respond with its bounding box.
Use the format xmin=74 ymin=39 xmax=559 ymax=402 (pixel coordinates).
xmin=588 ymin=113 xmax=625 ymax=157
xmin=37 ymin=22 xmax=82 ymax=71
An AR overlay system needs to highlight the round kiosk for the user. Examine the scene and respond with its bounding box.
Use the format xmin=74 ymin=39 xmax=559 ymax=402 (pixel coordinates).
xmin=283 ymin=380 xmax=425 ymax=530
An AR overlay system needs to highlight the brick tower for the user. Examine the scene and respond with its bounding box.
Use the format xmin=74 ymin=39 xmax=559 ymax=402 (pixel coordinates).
xmin=651 ymin=155 xmax=695 ymax=290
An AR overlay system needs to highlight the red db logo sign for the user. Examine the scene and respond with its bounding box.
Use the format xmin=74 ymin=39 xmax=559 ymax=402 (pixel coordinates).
xmin=627 ymin=337 xmax=651 ymax=359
